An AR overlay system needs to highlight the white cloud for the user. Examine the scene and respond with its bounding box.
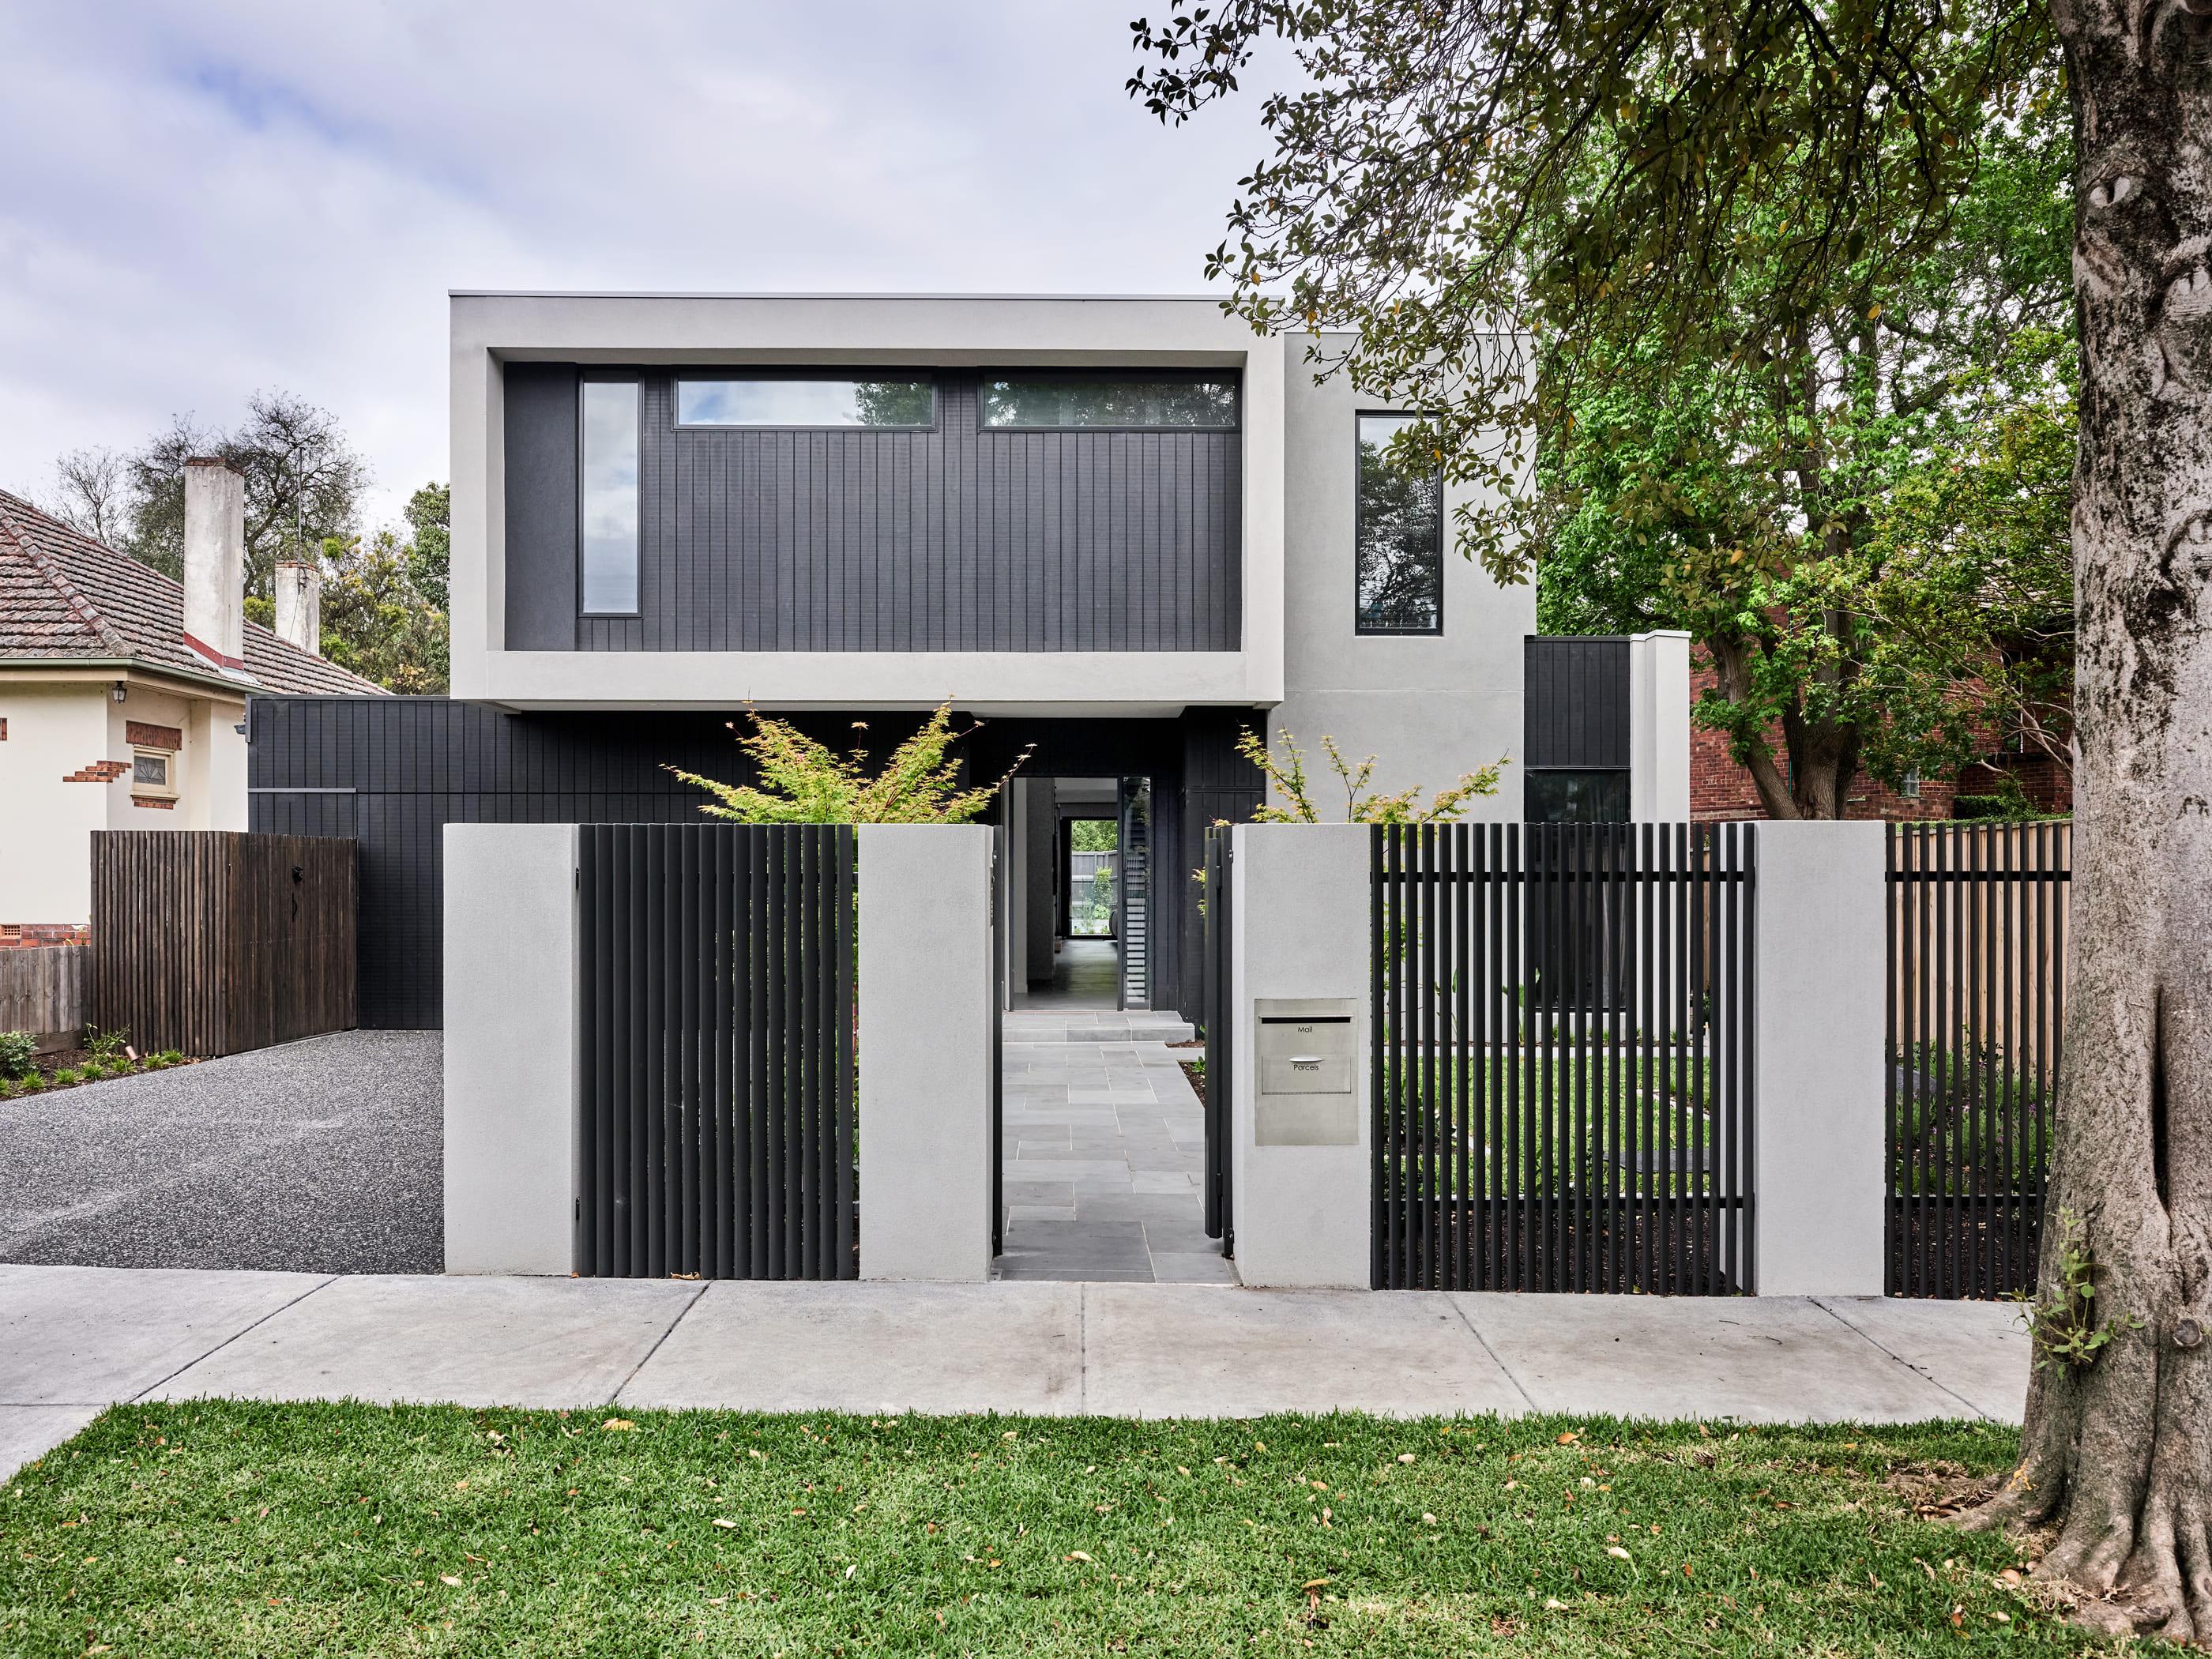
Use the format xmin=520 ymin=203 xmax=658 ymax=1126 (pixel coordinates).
xmin=0 ymin=0 xmax=1281 ymax=528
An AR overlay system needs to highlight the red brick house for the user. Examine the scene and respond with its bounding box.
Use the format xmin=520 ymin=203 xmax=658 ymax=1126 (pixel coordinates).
xmin=1687 ymin=660 xmax=2072 ymax=822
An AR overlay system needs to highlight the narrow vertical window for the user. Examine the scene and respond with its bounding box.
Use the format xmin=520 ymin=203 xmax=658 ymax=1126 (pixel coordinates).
xmin=580 ymin=380 xmax=640 ymax=615
xmin=1355 ymin=413 xmax=1443 ymax=634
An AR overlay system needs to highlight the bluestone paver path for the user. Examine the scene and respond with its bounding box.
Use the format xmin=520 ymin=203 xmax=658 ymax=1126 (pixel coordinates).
xmin=996 ymin=1006 xmax=1229 ymax=1284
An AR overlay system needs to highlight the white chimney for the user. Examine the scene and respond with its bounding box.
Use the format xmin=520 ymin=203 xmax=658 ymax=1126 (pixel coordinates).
xmin=182 ymin=457 xmax=246 ymax=669
xmin=274 ymin=561 xmax=323 ymax=656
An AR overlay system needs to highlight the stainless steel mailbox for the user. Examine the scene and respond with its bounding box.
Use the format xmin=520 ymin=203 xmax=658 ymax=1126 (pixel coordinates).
xmin=1254 ymin=997 xmax=1357 ymax=1146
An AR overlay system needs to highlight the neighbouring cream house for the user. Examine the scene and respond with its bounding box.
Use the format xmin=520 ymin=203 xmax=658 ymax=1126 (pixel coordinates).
xmin=0 ymin=461 xmax=382 ymax=939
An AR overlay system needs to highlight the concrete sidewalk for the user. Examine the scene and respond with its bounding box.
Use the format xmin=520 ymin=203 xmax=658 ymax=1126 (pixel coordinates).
xmin=0 ymin=1263 xmax=2027 ymax=1481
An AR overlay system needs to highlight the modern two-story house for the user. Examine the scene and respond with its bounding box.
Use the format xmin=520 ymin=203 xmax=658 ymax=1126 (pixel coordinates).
xmin=247 ymin=292 xmax=1685 ymax=1026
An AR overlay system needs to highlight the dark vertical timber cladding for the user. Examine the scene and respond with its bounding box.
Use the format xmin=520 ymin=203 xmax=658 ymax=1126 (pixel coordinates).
xmin=1371 ymin=822 xmax=1755 ymax=1292
xmin=515 ymin=371 xmax=1241 ymax=653
xmin=575 ymin=824 xmax=856 ymax=1281
xmin=1522 ymin=637 xmax=1632 ymax=766
xmin=1886 ymin=822 xmax=2067 ymax=1298
xmin=502 ymin=364 xmax=580 ymax=651
xmin=250 ymin=698 xmax=1241 ymax=1030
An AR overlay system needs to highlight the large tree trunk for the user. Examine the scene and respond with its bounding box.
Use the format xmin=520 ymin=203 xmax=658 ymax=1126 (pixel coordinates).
xmin=1704 ymin=634 xmax=1860 ymax=819
xmin=1961 ymin=2 xmax=2212 ymax=1640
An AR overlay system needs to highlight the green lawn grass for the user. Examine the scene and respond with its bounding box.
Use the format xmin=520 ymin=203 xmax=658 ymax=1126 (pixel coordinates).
xmin=0 ymin=1403 xmax=2117 ymax=1656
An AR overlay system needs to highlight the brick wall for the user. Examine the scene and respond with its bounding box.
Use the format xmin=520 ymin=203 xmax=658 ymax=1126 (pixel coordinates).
xmin=0 ymin=924 xmax=91 ymax=949
xmin=1688 ymin=661 xmax=2073 ymax=822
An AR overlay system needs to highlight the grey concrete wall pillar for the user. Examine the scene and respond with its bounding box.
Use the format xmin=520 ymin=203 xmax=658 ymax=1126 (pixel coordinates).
xmin=1752 ymin=821 xmax=1887 ymax=1296
xmin=443 ymin=822 xmax=578 ymax=1275
xmin=1230 ymin=823 xmax=1373 ymax=1287
xmin=857 ymin=824 xmax=996 ymax=1282
xmin=1629 ymin=629 xmax=1692 ymax=822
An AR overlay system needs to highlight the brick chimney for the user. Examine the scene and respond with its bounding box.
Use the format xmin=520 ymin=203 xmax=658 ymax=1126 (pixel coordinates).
xmin=182 ymin=457 xmax=246 ymax=670
xmin=274 ymin=561 xmax=322 ymax=656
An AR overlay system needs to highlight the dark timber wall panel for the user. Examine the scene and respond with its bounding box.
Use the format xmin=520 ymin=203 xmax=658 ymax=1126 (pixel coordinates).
xmin=504 ymin=364 xmax=581 ymax=651
xmin=1525 ymin=636 xmax=1631 ymax=769
xmin=533 ymin=372 xmax=1241 ymax=653
xmin=250 ymin=697 xmax=1262 ymax=1030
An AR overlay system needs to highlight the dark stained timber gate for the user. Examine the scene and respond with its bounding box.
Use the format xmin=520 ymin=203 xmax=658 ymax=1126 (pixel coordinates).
xmin=1372 ymin=823 xmax=1755 ymax=1293
xmin=577 ymin=823 xmax=856 ymax=1280
xmin=1887 ymin=822 xmax=2069 ymax=1298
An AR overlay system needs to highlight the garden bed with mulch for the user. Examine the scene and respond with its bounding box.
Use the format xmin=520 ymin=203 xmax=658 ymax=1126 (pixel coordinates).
xmin=0 ymin=1036 xmax=191 ymax=1100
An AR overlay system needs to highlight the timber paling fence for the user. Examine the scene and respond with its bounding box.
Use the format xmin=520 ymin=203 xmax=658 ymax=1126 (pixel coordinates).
xmin=1371 ymin=822 xmax=1756 ymax=1294
xmin=0 ymin=944 xmax=88 ymax=1050
xmin=1887 ymin=822 xmax=2068 ymax=1299
xmin=575 ymin=823 xmax=856 ymax=1281
xmin=89 ymin=831 xmax=356 ymax=1057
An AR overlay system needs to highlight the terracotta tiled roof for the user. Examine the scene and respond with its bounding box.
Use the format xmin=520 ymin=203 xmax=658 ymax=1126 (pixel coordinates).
xmin=0 ymin=487 xmax=385 ymax=697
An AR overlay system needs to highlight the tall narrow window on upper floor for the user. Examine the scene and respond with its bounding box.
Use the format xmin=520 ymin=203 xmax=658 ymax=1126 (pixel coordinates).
xmin=1355 ymin=413 xmax=1443 ymax=634
xmin=580 ymin=380 xmax=640 ymax=615
xmin=675 ymin=379 xmax=935 ymax=427
xmin=981 ymin=378 xmax=1237 ymax=428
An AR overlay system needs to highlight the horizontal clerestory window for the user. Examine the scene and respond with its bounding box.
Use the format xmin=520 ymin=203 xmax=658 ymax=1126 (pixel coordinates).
xmin=675 ymin=378 xmax=936 ymax=428
xmin=981 ymin=378 xmax=1238 ymax=429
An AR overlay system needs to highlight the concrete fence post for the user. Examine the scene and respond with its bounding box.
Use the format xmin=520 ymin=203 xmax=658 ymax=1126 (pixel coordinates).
xmin=1628 ymin=630 xmax=1692 ymax=822
xmin=1230 ymin=822 xmax=1373 ymax=1288
xmin=1752 ymin=821 xmax=1887 ymax=1296
xmin=443 ymin=822 xmax=579 ymax=1275
xmin=856 ymin=823 xmax=995 ymax=1282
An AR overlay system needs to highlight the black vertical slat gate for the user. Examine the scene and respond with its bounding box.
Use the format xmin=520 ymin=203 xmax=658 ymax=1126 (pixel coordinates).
xmin=576 ymin=823 xmax=856 ymax=1280
xmin=1201 ymin=824 xmax=1235 ymax=1255
xmin=1887 ymin=822 xmax=2068 ymax=1298
xmin=1372 ymin=822 xmax=1755 ymax=1293
xmin=991 ymin=823 xmax=1006 ymax=1260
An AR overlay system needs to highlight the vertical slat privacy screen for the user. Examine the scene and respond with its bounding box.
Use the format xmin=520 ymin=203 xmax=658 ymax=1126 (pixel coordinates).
xmin=1372 ymin=823 xmax=1756 ymax=1294
xmin=1200 ymin=824 xmax=1235 ymax=1253
xmin=1887 ymin=822 xmax=2067 ymax=1299
xmin=577 ymin=824 xmax=856 ymax=1280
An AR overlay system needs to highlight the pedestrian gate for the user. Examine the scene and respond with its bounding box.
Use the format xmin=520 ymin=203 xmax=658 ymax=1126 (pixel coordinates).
xmin=576 ymin=823 xmax=856 ymax=1280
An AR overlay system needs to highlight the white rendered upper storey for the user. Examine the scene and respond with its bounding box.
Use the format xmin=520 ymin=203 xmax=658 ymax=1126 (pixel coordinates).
xmin=450 ymin=292 xmax=1292 ymax=715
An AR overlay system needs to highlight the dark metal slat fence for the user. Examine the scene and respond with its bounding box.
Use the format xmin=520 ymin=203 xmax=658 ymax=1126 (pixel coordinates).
xmin=577 ymin=822 xmax=856 ymax=1280
xmin=1887 ymin=822 xmax=2068 ymax=1298
xmin=1372 ymin=822 xmax=1755 ymax=1293
xmin=1201 ymin=824 xmax=1235 ymax=1253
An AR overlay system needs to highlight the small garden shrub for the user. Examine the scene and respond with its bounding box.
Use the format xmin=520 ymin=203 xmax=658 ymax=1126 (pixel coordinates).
xmin=0 ymin=1029 xmax=35 ymax=1080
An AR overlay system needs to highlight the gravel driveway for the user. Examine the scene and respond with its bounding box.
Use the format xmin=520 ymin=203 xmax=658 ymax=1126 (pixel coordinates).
xmin=0 ymin=1031 xmax=441 ymax=1273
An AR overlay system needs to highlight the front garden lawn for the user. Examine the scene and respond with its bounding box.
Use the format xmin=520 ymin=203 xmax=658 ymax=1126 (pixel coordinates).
xmin=1 ymin=1403 xmax=2118 ymax=1656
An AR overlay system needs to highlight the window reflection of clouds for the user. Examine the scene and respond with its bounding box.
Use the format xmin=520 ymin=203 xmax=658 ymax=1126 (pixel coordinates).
xmin=581 ymin=381 xmax=639 ymax=615
xmin=675 ymin=380 xmax=934 ymax=427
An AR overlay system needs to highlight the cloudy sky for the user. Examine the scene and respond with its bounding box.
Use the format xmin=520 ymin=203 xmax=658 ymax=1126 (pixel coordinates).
xmin=0 ymin=2 xmax=1280 ymax=528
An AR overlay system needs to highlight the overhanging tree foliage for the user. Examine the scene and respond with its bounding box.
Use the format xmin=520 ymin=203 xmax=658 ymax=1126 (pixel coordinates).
xmin=1134 ymin=0 xmax=2212 ymax=1638
xmin=1532 ymin=113 xmax=2075 ymax=812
